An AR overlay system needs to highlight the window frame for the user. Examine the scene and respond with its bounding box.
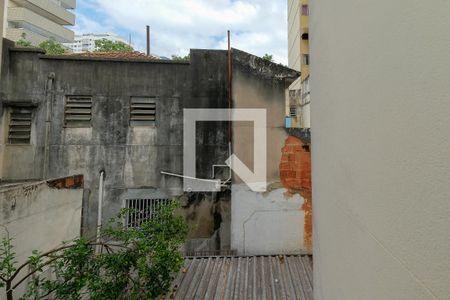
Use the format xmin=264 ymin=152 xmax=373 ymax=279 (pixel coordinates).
xmin=301 ymin=4 xmax=309 ymax=16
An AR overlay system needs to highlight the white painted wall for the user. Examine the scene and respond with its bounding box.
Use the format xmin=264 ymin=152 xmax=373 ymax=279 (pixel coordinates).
xmin=231 ymin=184 xmax=305 ymax=255
xmin=311 ymin=0 xmax=450 ymax=299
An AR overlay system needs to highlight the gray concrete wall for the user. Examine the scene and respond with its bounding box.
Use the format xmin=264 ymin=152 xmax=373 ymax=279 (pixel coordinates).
xmin=311 ymin=0 xmax=450 ymax=299
xmin=0 ymin=1 xmax=5 ymax=77
xmin=0 ymin=48 xmax=232 ymax=249
xmin=230 ymin=50 xmax=307 ymax=255
xmin=0 ymin=177 xmax=83 ymax=297
xmin=0 ymin=46 xmax=300 ymax=255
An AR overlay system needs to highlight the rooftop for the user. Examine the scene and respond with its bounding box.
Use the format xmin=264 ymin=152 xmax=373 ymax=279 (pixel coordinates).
xmin=165 ymin=255 xmax=313 ymax=300
xmin=61 ymin=51 xmax=159 ymax=60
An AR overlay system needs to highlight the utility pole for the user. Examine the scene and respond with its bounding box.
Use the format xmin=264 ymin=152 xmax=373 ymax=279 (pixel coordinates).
xmin=146 ymin=25 xmax=150 ymax=56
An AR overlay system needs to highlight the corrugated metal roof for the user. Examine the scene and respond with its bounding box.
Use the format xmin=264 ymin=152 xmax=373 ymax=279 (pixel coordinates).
xmin=165 ymin=255 xmax=313 ymax=300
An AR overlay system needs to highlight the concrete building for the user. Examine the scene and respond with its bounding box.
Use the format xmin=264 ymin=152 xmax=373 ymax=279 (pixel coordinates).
xmin=0 ymin=175 xmax=84 ymax=297
xmin=311 ymin=0 xmax=450 ymax=299
xmin=4 ymin=0 xmax=75 ymax=45
xmin=64 ymin=32 xmax=131 ymax=53
xmin=0 ymin=40 xmax=311 ymax=255
xmin=286 ymin=0 xmax=310 ymax=129
xmin=0 ymin=0 xmax=6 ymax=76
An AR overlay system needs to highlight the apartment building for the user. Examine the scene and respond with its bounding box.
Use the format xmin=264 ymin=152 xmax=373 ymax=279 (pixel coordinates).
xmin=4 ymin=0 xmax=75 ymax=45
xmin=286 ymin=0 xmax=310 ymax=129
xmin=64 ymin=32 xmax=131 ymax=53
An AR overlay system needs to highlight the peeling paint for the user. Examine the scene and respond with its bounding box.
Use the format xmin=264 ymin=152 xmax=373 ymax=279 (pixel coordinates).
xmin=280 ymin=136 xmax=312 ymax=251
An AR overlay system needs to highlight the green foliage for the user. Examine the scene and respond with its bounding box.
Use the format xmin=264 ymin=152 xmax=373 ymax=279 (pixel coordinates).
xmin=0 ymin=237 xmax=17 ymax=288
xmin=0 ymin=203 xmax=188 ymax=300
xmin=38 ymin=39 xmax=66 ymax=55
xmin=262 ymin=53 xmax=274 ymax=62
xmin=95 ymin=39 xmax=134 ymax=52
xmin=171 ymin=54 xmax=190 ymax=61
xmin=15 ymin=33 xmax=32 ymax=48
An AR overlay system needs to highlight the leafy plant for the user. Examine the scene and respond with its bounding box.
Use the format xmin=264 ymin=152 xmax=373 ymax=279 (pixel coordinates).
xmin=95 ymin=39 xmax=134 ymax=52
xmin=15 ymin=33 xmax=32 ymax=48
xmin=262 ymin=53 xmax=274 ymax=62
xmin=171 ymin=54 xmax=190 ymax=62
xmin=38 ymin=39 xmax=66 ymax=55
xmin=0 ymin=203 xmax=187 ymax=300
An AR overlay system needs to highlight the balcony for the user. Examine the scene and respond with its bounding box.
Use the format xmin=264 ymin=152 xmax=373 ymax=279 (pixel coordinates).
xmin=8 ymin=7 xmax=74 ymax=42
xmin=11 ymin=0 xmax=75 ymax=25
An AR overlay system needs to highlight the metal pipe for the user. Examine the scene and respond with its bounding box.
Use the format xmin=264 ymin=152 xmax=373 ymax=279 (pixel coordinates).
xmin=96 ymin=170 xmax=105 ymax=254
xmin=227 ymin=30 xmax=232 ymax=143
xmin=146 ymin=25 xmax=150 ymax=56
xmin=43 ymin=72 xmax=55 ymax=179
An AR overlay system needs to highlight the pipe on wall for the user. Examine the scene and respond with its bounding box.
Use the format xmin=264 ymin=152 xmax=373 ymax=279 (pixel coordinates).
xmin=43 ymin=72 xmax=55 ymax=179
xmin=96 ymin=170 xmax=105 ymax=254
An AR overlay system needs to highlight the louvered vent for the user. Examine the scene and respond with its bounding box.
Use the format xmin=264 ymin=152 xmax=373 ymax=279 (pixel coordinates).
xmin=123 ymin=198 xmax=171 ymax=228
xmin=65 ymin=96 xmax=92 ymax=127
xmin=130 ymin=97 xmax=156 ymax=126
xmin=8 ymin=107 xmax=32 ymax=144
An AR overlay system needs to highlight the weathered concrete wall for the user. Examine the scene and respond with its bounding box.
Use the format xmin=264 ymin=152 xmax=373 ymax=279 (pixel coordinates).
xmin=0 ymin=46 xmax=300 ymax=256
xmin=0 ymin=175 xmax=84 ymax=297
xmin=0 ymin=1 xmax=5 ymax=76
xmin=1 ymin=50 xmax=229 ymax=248
xmin=230 ymin=50 xmax=308 ymax=255
xmin=0 ymin=47 xmax=234 ymax=252
xmin=311 ymin=0 xmax=450 ymax=298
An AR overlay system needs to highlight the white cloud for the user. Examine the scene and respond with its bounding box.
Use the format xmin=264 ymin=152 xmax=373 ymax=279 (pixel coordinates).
xmin=74 ymin=0 xmax=288 ymax=64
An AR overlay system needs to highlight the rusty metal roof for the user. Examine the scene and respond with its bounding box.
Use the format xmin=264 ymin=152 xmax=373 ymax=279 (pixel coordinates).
xmin=165 ymin=255 xmax=313 ymax=300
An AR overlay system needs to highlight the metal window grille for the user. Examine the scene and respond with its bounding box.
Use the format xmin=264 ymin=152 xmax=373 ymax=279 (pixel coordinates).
xmin=290 ymin=105 xmax=297 ymax=117
xmin=130 ymin=97 xmax=156 ymax=126
xmin=65 ymin=96 xmax=92 ymax=127
xmin=8 ymin=107 xmax=32 ymax=144
xmin=123 ymin=198 xmax=171 ymax=228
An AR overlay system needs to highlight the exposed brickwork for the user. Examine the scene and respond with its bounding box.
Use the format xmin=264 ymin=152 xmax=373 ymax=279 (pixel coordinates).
xmin=280 ymin=136 xmax=312 ymax=251
xmin=47 ymin=175 xmax=84 ymax=189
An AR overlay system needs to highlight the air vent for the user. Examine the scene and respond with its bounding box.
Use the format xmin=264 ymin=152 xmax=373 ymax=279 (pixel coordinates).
xmin=123 ymin=198 xmax=172 ymax=228
xmin=65 ymin=96 xmax=92 ymax=127
xmin=130 ymin=97 xmax=156 ymax=126
xmin=8 ymin=107 xmax=32 ymax=144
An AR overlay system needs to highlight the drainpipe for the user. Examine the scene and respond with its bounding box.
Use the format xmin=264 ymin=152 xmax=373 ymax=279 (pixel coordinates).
xmin=43 ymin=72 xmax=55 ymax=179
xmin=96 ymin=170 xmax=105 ymax=254
xmin=227 ymin=30 xmax=233 ymax=184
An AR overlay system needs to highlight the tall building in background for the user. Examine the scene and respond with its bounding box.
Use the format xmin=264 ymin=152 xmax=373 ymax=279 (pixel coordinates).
xmin=286 ymin=0 xmax=310 ymax=129
xmin=64 ymin=33 xmax=131 ymax=53
xmin=0 ymin=0 xmax=6 ymax=76
xmin=5 ymin=0 xmax=75 ymax=45
xmin=287 ymin=0 xmax=300 ymax=72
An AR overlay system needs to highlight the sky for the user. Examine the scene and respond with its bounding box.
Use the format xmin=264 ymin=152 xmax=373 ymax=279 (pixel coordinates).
xmin=73 ymin=0 xmax=289 ymax=64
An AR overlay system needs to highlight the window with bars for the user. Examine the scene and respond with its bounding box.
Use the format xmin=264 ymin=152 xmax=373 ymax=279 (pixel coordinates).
xmin=8 ymin=107 xmax=33 ymax=144
xmin=65 ymin=96 xmax=92 ymax=127
xmin=123 ymin=198 xmax=172 ymax=228
xmin=290 ymin=105 xmax=297 ymax=117
xmin=130 ymin=97 xmax=156 ymax=126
